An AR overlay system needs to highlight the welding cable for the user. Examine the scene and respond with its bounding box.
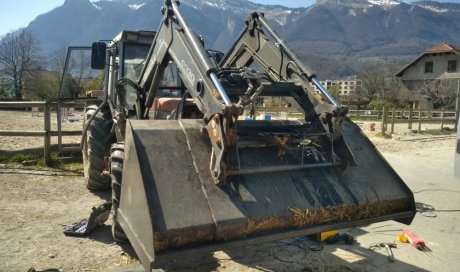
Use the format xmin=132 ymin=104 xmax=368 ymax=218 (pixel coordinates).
xmin=416 ymin=202 xmax=460 ymax=218
xmin=413 ymin=189 xmax=460 ymax=194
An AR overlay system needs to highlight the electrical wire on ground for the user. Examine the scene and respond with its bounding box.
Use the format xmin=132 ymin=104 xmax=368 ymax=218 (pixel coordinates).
xmin=416 ymin=202 xmax=460 ymax=218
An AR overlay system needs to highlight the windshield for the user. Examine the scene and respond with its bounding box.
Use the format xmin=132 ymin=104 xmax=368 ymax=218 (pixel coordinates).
xmin=123 ymin=43 xmax=151 ymax=81
xmin=59 ymin=47 xmax=102 ymax=99
xmin=121 ymin=43 xmax=150 ymax=110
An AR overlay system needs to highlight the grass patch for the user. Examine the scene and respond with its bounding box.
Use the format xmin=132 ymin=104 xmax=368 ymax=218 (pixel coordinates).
xmin=0 ymin=152 xmax=73 ymax=168
xmin=419 ymin=128 xmax=455 ymax=135
xmin=375 ymin=133 xmax=392 ymax=139
xmin=0 ymin=153 xmax=40 ymax=164
xmin=60 ymin=162 xmax=84 ymax=172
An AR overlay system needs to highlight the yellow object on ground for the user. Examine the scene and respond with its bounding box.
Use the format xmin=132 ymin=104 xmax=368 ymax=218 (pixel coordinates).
xmin=320 ymin=230 xmax=338 ymax=241
xmin=396 ymin=233 xmax=409 ymax=243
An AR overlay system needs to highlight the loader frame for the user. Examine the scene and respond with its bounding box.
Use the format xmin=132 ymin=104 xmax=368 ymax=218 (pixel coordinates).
xmin=79 ymin=1 xmax=416 ymax=270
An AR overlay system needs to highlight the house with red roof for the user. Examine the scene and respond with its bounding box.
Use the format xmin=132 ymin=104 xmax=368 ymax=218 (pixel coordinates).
xmin=395 ymin=42 xmax=460 ymax=109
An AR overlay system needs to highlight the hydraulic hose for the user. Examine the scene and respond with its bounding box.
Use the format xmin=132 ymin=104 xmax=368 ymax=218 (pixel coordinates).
xmin=80 ymin=49 xmax=111 ymax=149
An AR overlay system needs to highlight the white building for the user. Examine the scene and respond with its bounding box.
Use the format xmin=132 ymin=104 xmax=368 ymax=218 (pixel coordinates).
xmin=311 ymin=78 xmax=361 ymax=96
xmin=395 ymin=42 xmax=460 ymax=109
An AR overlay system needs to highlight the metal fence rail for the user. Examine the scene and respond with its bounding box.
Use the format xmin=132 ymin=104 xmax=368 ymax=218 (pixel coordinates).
xmin=0 ymin=100 xmax=83 ymax=166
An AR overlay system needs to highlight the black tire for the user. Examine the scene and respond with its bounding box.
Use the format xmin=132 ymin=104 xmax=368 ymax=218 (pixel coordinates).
xmin=110 ymin=143 xmax=128 ymax=243
xmin=82 ymin=105 xmax=115 ymax=191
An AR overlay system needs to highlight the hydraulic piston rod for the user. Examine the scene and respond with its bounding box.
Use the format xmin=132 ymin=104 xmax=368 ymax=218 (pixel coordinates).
xmin=311 ymin=77 xmax=339 ymax=106
xmin=210 ymin=73 xmax=231 ymax=106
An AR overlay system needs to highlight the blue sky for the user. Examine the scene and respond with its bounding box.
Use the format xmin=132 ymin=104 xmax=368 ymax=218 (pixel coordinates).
xmin=1 ymin=0 xmax=459 ymax=37
xmin=0 ymin=0 xmax=65 ymax=36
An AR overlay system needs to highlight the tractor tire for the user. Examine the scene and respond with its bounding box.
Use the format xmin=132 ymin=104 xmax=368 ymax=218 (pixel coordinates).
xmin=82 ymin=105 xmax=115 ymax=191
xmin=110 ymin=143 xmax=128 ymax=243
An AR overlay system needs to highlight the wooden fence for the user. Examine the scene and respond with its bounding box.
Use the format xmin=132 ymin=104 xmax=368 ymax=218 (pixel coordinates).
xmin=0 ymin=101 xmax=83 ymax=166
xmin=376 ymin=108 xmax=457 ymax=135
xmin=254 ymin=106 xmax=457 ymax=134
xmin=1 ymin=102 xmax=456 ymax=165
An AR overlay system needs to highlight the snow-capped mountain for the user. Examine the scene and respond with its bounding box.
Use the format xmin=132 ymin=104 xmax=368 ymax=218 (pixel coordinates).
xmin=19 ymin=0 xmax=460 ymax=77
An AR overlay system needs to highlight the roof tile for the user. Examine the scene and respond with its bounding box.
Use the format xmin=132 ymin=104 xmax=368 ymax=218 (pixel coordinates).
xmin=426 ymin=42 xmax=459 ymax=53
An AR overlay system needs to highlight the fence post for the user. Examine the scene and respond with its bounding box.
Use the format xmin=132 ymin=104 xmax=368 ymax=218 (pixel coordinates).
xmin=418 ymin=110 xmax=422 ymax=132
xmin=356 ymin=108 xmax=359 ymax=118
xmin=408 ymin=108 xmax=413 ymax=130
xmin=440 ymin=109 xmax=445 ymax=130
xmin=57 ymin=101 xmax=62 ymax=153
xmin=44 ymin=100 xmax=51 ymax=166
xmin=381 ymin=107 xmax=387 ymax=134
xmin=391 ymin=108 xmax=395 ymax=134
xmin=456 ymin=110 xmax=459 ymax=131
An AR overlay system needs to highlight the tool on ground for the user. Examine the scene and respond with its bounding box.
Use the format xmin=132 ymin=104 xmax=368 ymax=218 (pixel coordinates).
xmin=318 ymin=230 xmax=338 ymax=241
xmin=369 ymin=242 xmax=397 ymax=262
xmin=63 ymin=202 xmax=111 ymax=237
xmin=402 ymin=229 xmax=431 ymax=252
xmin=324 ymin=233 xmax=356 ymax=245
xmin=383 ymin=243 xmax=396 ymax=262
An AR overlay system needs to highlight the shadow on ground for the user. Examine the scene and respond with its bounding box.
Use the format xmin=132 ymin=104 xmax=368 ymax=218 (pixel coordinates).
xmin=107 ymin=232 xmax=428 ymax=272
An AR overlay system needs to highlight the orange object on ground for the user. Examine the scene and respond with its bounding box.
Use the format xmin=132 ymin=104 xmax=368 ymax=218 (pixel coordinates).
xmin=402 ymin=229 xmax=431 ymax=252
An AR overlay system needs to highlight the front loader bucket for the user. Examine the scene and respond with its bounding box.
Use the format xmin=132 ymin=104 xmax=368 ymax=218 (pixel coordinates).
xmin=118 ymin=119 xmax=415 ymax=270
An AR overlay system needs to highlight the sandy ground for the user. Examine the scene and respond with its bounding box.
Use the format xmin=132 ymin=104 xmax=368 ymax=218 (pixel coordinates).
xmin=0 ymin=110 xmax=82 ymax=152
xmin=0 ymin=110 xmax=459 ymax=271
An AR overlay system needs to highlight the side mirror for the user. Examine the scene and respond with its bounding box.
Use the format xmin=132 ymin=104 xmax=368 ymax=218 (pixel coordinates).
xmin=91 ymin=42 xmax=107 ymax=70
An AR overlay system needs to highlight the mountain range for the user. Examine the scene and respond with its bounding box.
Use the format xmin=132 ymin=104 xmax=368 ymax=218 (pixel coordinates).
xmin=22 ymin=0 xmax=460 ymax=78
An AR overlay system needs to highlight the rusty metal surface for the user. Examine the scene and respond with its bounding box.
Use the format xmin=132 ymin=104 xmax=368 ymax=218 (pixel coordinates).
xmin=119 ymin=119 xmax=415 ymax=270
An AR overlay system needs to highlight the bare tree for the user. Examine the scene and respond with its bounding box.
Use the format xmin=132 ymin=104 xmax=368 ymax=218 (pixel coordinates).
xmin=382 ymin=77 xmax=402 ymax=105
xmin=344 ymin=84 xmax=370 ymax=110
xmin=0 ymin=73 xmax=9 ymax=98
xmin=357 ymin=65 xmax=405 ymax=106
xmin=357 ymin=68 xmax=384 ymax=99
xmin=22 ymin=70 xmax=60 ymax=100
xmin=0 ymin=29 xmax=42 ymax=100
xmin=72 ymin=50 xmax=92 ymax=97
xmin=50 ymin=48 xmax=67 ymax=81
xmin=422 ymin=79 xmax=458 ymax=109
xmin=56 ymin=49 xmax=94 ymax=98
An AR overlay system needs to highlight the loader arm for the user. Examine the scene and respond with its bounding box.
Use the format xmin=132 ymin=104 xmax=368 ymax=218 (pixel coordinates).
xmin=136 ymin=0 xmax=242 ymax=185
xmin=219 ymin=12 xmax=347 ymax=137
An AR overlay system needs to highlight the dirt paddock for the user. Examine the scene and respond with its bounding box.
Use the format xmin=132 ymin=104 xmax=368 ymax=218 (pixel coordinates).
xmin=1 ymin=110 xmax=459 ymax=272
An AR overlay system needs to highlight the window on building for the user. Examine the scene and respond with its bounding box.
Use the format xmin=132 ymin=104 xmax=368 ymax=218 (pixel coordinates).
xmin=448 ymin=60 xmax=457 ymax=73
xmin=425 ymin=62 xmax=433 ymax=73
